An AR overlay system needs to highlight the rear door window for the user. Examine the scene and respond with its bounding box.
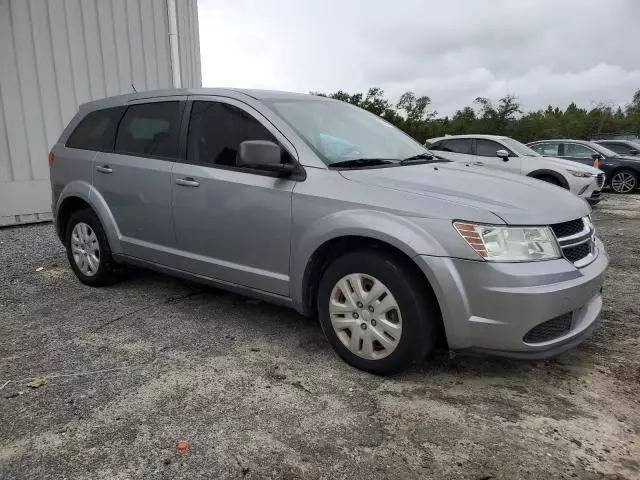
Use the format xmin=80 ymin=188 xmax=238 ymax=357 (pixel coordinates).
xmin=441 ymin=138 xmax=471 ymax=154
xmin=565 ymin=143 xmax=597 ymax=158
xmin=531 ymin=142 xmax=560 ymax=156
xmin=114 ymin=102 xmax=181 ymax=158
xmin=603 ymin=142 xmax=631 ymax=155
xmin=66 ymin=107 xmax=125 ymax=151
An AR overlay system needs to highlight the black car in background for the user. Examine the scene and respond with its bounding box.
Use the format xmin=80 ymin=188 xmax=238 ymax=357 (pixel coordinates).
xmin=594 ymin=139 xmax=640 ymax=157
xmin=527 ymin=139 xmax=640 ymax=193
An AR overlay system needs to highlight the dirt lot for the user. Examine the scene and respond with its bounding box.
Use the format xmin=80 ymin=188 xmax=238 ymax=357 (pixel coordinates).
xmin=1 ymin=194 xmax=639 ymax=480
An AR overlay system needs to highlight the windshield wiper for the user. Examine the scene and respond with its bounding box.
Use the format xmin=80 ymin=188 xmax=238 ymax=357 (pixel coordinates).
xmin=328 ymin=158 xmax=397 ymax=169
xmin=399 ymin=153 xmax=450 ymax=165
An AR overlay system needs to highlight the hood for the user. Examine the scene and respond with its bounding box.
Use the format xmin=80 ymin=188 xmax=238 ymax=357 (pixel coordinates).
xmin=540 ymin=156 xmax=602 ymax=174
xmin=339 ymin=162 xmax=590 ymax=225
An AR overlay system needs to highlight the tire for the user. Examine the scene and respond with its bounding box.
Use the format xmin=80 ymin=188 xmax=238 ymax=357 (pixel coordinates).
xmin=317 ymin=250 xmax=439 ymax=375
xmin=64 ymin=209 xmax=119 ymax=287
xmin=610 ymin=170 xmax=638 ymax=194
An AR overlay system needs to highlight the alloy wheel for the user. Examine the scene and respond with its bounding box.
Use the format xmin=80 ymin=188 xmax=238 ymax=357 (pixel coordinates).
xmin=70 ymin=222 xmax=101 ymax=276
xmin=611 ymin=171 xmax=637 ymax=193
xmin=329 ymin=273 xmax=402 ymax=360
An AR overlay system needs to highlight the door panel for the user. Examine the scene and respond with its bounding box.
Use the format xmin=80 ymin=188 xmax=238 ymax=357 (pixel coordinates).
xmin=170 ymin=96 xmax=298 ymax=296
xmin=171 ymin=164 xmax=294 ymax=295
xmin=93 ymin=152 xmax=176 ymax=263
xmin=91 ymin=98 xmax=185 ymax=264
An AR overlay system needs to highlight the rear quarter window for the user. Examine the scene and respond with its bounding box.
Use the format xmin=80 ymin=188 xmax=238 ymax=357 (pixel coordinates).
xmin=66 ymin=107 xmax=125 ymax=151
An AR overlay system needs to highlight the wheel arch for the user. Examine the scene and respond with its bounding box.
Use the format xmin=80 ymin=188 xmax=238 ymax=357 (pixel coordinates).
xmin=55 ymin=181 xmax=122 ymax=254
xmin=291 ymin=210 xmax=447 ymax=318
xmin=526 ymin=169 xmax=570 ymax=189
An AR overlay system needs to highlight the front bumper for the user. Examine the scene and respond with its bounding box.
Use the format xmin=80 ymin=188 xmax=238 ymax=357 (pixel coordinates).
xmin=576 ymin=177 xmax=602 ymax=204
xmin=417 ymin=238 xmax=608 ymax=359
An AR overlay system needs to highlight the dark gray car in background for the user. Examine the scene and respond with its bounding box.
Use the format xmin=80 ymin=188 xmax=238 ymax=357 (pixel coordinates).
xmin=528 ymin=139 xmax=640 ymax=193
xmin=593 ymin=139 xmax=640 ymax=157
xmin=49 ymin=89 xmax=608 ymax=374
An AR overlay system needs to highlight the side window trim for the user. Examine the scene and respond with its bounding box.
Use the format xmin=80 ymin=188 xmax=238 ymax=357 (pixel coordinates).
xmin=178 ymin=95 xmax=304 ymax=179
xmin=112 ymin=98 xmax=187 ymax=161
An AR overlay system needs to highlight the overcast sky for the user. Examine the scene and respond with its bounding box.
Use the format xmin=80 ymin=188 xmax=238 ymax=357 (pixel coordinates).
xmin=198 ymin=0 xmax=640 ymax=116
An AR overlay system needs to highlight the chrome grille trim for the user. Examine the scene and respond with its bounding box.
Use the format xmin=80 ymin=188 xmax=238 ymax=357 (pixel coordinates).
xmin=596 ymin=173 xmax=605 ymax=188
xmin=551 ymin=217 xmax=596 ymax=267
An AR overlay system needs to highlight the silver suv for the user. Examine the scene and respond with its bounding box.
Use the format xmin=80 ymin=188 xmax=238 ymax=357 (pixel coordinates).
xmin=50 ymin=89 xmax=608 ymax=375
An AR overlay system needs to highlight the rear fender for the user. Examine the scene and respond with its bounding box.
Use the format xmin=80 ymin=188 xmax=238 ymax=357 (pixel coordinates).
xmin=56 ymin=181 xmax=122 ymax=254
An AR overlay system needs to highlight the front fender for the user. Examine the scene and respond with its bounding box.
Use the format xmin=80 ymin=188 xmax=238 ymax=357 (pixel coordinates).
xmin=289 ymin=209 xmax=448 ymax=311
xmin=56 ymin=181 xmax=123 ymax=254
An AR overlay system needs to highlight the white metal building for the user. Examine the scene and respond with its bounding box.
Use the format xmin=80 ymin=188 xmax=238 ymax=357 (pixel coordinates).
xmin=0 ymin=0 xmax=201 ymax=226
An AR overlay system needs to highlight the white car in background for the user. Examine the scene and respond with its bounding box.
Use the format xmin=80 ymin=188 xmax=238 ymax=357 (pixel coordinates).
xmin=425 ymin=134 xmax=605 ymax=204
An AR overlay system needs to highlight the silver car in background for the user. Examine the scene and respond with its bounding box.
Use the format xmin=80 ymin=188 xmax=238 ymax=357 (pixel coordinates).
xmin=49 ymin=89 xmax=608 ymax=374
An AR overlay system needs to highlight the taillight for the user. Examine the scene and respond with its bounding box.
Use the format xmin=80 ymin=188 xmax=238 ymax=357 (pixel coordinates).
xmin=48 ymin=152 xmax=55 ymax=167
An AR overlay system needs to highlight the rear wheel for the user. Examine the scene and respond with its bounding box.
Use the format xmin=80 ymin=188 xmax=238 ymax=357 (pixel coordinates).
xmin=65 ymin=209 xmax=119 ymax=286
xmin=317 ymin=250 xmax=438 ymax=375
xmin=610 ymin=170 xmax=638 ymax=193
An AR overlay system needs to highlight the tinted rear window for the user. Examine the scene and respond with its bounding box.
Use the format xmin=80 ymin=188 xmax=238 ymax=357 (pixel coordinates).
xmin=441 ymin=138 xmax=471 ymax=154
xmin=66 ymin=107 xmax=125 ymax=151
xmin=115 ymin=102 xmax=181 ymax=158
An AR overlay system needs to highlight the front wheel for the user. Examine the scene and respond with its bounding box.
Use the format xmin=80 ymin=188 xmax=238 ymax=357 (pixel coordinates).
xmin=317 ymin=250 xmax=439 ymax=375
xmin=610 ymin=170 xmax=638 ymax=193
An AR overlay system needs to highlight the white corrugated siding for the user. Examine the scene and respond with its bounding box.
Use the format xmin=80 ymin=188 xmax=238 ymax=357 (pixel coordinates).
xmin=0 ymin=0 xmax=201 ymax=226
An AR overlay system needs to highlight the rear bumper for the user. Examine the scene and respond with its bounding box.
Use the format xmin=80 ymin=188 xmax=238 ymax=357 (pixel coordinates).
xmin=416 ymin=238 xmax=608 ymax=359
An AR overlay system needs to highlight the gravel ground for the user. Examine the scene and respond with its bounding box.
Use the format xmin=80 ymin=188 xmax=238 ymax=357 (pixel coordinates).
xmin=1 ymin=194 xmax=639 ymax=480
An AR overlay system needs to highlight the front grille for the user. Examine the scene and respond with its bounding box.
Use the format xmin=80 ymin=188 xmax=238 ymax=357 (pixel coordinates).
xmin=564 ymin=242 xmax=591 ymax=263
xmin=523 ymin=313 xmax=573 ymax=343
xmin=551 ymin=217 xmax=595 ymax=265
xmin=597 ymin=173 xmax=605 ymax=188
xmin=550 ymin=219 xmax=584 ymax=238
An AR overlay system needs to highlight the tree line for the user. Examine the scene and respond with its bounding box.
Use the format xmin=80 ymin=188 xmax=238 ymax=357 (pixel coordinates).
xmin=311 ymin=88 xmax=640 ymax=144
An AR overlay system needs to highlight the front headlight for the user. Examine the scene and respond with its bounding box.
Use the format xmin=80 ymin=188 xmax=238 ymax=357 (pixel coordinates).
xmin=454 ymin=222 xmax=561 ymax=261
xmin=567 ymin=169 xmax=593 ymax=178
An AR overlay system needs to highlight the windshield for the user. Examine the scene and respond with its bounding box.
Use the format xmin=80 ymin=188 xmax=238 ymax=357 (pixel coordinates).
xmin=589 ymin=142 xmax=621 ymax=157
xmin=265 ymin=99 xmax=427 ymax=165
xmin=500 ymin=137 xmax=541 ymax=157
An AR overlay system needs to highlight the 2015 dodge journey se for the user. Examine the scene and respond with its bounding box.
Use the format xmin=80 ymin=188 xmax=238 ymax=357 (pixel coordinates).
xmin=49 ymin=89 xmax=608 ymax=375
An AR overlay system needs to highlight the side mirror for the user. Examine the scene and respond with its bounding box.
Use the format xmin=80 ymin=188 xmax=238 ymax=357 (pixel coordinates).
xmin=629 ymin=148 xmax=639 ymax=155
xmin=591 ymin=153 xmax=603 ymax=160
xmin=237 ymin=140 xmax=294 ymax=176
xmin=496 ymin=149 xmax=510 ymax=161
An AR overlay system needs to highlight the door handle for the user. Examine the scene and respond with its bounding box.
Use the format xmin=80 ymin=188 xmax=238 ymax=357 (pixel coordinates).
xmin=175 ymin=177 xmax=200 ymax=187
xmin=96 ymin=165 xmax=113 ymax=174
xmin=472 ymin=161 xmax=484 ymax=166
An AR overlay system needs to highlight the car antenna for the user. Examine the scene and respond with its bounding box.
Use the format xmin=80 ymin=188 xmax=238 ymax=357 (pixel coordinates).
xmin=131 ymin=83 xmax=137 ymax=93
